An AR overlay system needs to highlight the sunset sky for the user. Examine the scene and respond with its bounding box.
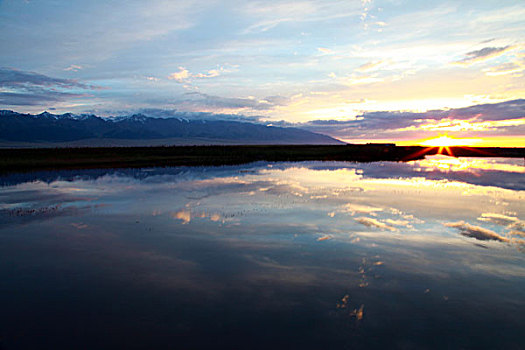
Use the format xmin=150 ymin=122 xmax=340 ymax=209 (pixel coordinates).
xmin=1 ymin=0 xmax=523 ymax=145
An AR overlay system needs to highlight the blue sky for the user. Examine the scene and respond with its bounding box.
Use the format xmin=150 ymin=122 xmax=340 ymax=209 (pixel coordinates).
xmin=0 ymin=0 xmax=524 ymax=144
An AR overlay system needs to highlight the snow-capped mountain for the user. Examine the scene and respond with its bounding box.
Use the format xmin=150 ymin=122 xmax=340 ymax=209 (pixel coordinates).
xmin=0 ymin=110 xmax=344 ymax=145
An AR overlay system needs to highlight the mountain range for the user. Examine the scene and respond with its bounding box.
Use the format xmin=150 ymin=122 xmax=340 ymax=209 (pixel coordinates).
xmin=0 ymin=110 xmax=343 ymax=146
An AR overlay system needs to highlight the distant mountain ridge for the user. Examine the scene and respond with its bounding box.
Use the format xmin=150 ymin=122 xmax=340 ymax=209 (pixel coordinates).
xmin=0 ymin=110 xmax=343 ymax=145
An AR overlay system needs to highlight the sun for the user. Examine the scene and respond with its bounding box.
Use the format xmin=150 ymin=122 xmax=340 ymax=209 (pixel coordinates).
xmin=403 ymin=134 xmax=485 ymax=159
xmin=419 ymin=135 xmax=482 ymax=147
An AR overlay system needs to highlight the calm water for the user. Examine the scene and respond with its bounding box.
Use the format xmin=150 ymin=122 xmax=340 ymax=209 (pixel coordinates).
xmin=1 ymin=156 xmax=524 ymax=349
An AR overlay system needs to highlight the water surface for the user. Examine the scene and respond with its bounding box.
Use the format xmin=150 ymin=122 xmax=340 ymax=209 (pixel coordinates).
xmin=1 ymin=156 xmax=524 ymax=349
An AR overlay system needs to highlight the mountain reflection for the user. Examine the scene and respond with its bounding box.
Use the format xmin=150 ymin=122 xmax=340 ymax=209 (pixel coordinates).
xmin=2 ymin=155 xmax=524 ymax=190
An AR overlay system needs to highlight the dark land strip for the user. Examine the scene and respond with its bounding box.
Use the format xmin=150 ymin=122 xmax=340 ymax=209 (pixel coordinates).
xmin=0 ymin=145 xmax=523 ymax=173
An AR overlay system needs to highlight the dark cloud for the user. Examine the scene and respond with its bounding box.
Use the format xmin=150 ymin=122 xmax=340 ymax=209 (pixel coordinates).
xmin=455 ymin=46 xmax=512 ymax=65
xmin=442 ymin=99 xmax=525 ymax=121
xmin=479 ymin=38 xmax=496 ymax=44
xmin=182 ymin=92 xmax=288 ymax=111
xmin=0 ymin=67 xmax=99 ymax=106
xmin=101 ymin=98 xmax=524 ymax=134
xmin=260 ymin=95 xmax=290 ymax=106
xmin=0 ymin=67 xmax=95 ymax=90
xmin=444 ymin=221 xmax=509 ymax=242
xmin=0 ymin=91 xmax=89 ymax=106
xmin=296 ymin=99 xmax=525 ymax=140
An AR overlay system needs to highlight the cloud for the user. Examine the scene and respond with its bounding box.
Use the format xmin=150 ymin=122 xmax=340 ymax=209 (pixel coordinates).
xmin=0 ymin=91 xmax=90 ymax=106
xmin=317 ymin=47 xmax=334 ymax=54
xmin=355 ymin=60 xmax=386 ymax=72
xmin=125 ymin=108 xmax=262 ymax=123
xmin=71 ymin=222 xmax=88 ymax=229
xmin=360 ymin=0 xmax=372 ymax=22
xmin=168 ymin=67 xmax=191 ymax=83
xmin=181 ymin=92 xmax=288 ymax=111
xmin=64 ymin=65 xmax=83 ymax=72
xmin=351 ymin=304 xmax=365 ymax=321
xmin=478 ymin=213 xmax=521 ymax=227
xmin=483 ymin=60 xmax=525 ymax=76
xmin=454 ymin=46 xmax=513 ymax=65
xmin=0 ymin=67 xmax=100 ymax=107
xmin=344 ymin=74 xmax=384 ymax=85
xmin=193 ymin=69 xmax=221 ymax=78
xmin=317 ymin=234 xmax=333 ymax=241
xmin=168 ymin=67 xmax=225 ymax=83
xmin=1 ymin=0 xmax=201 ymax=64
xmin=296 ymin=99 xmax=525 ymax=140
xmin=344 ymin=203 xmax=383 ymax=215
xmin=172 ymin=210 xmax=191 ymax=224
xmin=0 ymin=67 xmax=95 ymax=89
xmin=444 ymin=221 xmax=509 ymax=242
xmin=260 ymin=95 xmax=291 ymax=106
xmin=478 ymin=213 xmax=524 ymax=233
xmin=241 ymin=1 xmax=360 ymax=33
xmin=241 ymin=1 xmax=316 ymax=33
xmin=385 ymin=219 xmax=411 ymax=227
xmin=355 ymin=217 xmax=397 ymax=231
xmin=509 ymin=230 xmax=525 ymax=238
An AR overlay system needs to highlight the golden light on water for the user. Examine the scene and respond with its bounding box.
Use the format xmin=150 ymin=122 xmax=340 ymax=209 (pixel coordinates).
xmin=415 ymin=155 xmax=525 ymax=173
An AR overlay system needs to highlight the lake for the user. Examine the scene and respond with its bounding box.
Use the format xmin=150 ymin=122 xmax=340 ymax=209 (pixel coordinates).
xmin=1 ymin=155 xmax=524 ymax=349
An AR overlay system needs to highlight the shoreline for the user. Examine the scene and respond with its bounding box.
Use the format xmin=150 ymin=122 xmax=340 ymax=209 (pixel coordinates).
xmin=1 ymin=145 xmax=523 ymax=173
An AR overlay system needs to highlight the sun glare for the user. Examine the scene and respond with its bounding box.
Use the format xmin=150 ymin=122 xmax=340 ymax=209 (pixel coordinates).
xmin=419 ymin=135 xmax=482 ymax=147
xmin=404 ymin=134 xmax=486 ymax=158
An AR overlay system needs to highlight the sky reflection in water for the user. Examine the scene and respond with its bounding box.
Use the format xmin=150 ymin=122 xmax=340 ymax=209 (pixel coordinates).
xmin=0 ymin=156 xmax=524 ymax=349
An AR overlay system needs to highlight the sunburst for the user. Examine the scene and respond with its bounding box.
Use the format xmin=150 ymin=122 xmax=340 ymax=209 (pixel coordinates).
xmin=403 ymin=134 xmax=486 ymax=160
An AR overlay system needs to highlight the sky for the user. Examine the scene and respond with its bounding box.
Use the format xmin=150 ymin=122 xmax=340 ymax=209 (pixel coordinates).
xmin=0 ymin=0 xmax=524 ymax=145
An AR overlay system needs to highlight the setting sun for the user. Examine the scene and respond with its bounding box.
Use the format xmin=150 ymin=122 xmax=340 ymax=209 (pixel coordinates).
xmin=419 ymin=135 xmax=482 ymax=147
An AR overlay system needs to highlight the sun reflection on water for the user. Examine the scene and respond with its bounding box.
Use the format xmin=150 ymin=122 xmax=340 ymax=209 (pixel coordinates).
xmin=412 ymin=155 xmax=525 ymax=173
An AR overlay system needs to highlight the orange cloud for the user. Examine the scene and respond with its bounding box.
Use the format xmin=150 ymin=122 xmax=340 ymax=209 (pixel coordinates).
xmin=444 ymin=221 xmax=509 ymax=242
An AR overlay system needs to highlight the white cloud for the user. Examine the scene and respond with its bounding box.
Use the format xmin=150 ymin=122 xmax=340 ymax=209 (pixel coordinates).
xmin=194 ymin=69 xmax=221 ymax=78
xmin=355 ymin=60 xmax=387 ymax=73
xmin=240 ymin=0 xmax=360 ymax=33
xmin=317 ymin=47 xmax=334 ymax=54
xmin=168 ymin=67 xmax=224 ymax=83
xmin=64 ymin=65 xmax=83 ymax=72
xmin=483 ymin=57 xmax=525 ymax=76
xmin=344 ymin=203 xmax=382 ymax=215
xmin=168 ymin=67 xmax=191 ymax=83
xmin=478 ymin=213 xmax=520 ymax=226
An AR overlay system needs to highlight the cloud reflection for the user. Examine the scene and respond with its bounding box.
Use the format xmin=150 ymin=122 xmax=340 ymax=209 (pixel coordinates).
xmin=317 ymin=234 xmax=333 ymax=241
xmin=172 ymin=210 xmax=191 ymax=224
xmin=444 ymin=221 xmax=509 ymax=242
xmin=1 ymin=158 xmax=523 ymax=293
xmin=478 ymin=213 xmax=523 ymax=231
xmin=355 ymin=217 xmax=397 ymax=232
xmin=344 ymin=203 xmax=383 ymax=216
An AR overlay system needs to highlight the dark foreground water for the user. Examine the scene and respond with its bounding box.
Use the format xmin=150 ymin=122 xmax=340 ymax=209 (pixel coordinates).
xmin=1 ymin=156 xmax=524 ymax=349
